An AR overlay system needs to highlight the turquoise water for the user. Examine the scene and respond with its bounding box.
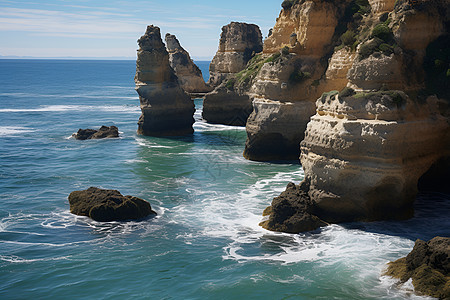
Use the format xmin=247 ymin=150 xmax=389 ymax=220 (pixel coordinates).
xmin=0 ymin=59 xmax=449 ymax=299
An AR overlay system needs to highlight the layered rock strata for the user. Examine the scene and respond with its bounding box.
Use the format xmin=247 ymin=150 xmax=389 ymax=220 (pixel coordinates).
xmin=208 ymin=22 xmax=263 ymax=87
xmin=261 ymin=0 xmax=450 ymax=232
xmin=202 ymin=22 xmax=263 ymax=126
xmin=262 ymin=91 xmax=449 ymax=231
xmin=385 ymin=237 xmax=450 ymax=299
xmin=300 ymin=91 xmax=449 ymax=223
xmin=135 ymin=25 xmax=195 ymax=136
xmin=243 ymin=0 xmax=449 ymax=161
xmin=165 ymin=33 xmax=211 ymax=94
xmin=68 ymin=187 xmax=156 ymax=222
xmin=72 ymin=126 xmax=119 ymax=140
xmin=243 ymin=0 xmax=351 ymax=161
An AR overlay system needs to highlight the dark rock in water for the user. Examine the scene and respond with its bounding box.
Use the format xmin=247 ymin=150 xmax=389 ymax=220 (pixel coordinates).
xmin=202 ymin=84 xmax=253 ymax=126
xmin=385 ymin=237 xmax=450 ymax=299
xmin=73 ymin=126 xmax=119 ymax=140
xmin=68 ymin=187 xmax=156 ymax=222
xmin=259 ymin=182 xmax=328 ymax=233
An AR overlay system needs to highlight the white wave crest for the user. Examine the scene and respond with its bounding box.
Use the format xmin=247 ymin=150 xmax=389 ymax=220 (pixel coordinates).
xmin=0 ymin=126 xmax=35 ymax=136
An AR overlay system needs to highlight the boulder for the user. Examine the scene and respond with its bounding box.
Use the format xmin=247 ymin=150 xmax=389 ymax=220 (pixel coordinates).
xmin=385 ymin=237 xmax=450 ymax=299
xmin=68 ymin=187 xmax=156 ymax=222
xmin=72 ymin=126 xmax=119 ymax=140
xmin=260 ymin=182 xmax=328 ymax=233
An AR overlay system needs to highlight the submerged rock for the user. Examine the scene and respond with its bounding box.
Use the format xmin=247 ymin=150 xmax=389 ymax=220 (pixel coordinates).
xmin=68 ymin=187 xmax=156 ymax=222
xmin=165 ymin=33 xmax=211 ymax=94
xmin=385 ymin=237 xmax=450 ymax=299
xmin=72 ymin=126 xmax=119 ymax=140
xmin=135 ymin=25 xmax=195 ymax=136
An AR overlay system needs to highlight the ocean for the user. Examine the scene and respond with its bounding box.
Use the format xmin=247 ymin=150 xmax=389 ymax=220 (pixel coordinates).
xmin=0 ymin=59 xmax=448 ymax=299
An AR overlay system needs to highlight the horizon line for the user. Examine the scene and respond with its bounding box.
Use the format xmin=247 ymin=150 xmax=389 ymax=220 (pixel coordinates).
xmin=0 ymin=55 xmax=213 ymax=61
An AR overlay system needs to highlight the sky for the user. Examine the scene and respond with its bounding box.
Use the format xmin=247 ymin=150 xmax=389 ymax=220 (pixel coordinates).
xmin=0 ymin=0 xmax=282 ymax=60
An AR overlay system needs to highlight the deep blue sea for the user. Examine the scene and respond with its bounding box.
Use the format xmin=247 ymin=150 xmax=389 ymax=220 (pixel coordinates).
xmin=0 ymin=59 xmax=449 ymax=299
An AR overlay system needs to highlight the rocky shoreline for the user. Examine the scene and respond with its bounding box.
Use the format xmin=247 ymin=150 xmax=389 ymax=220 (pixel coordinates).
xmin=385 ymin=237 xmax=450 ymax=299
xmin=130 ymin=1 xmax=449 ymax=296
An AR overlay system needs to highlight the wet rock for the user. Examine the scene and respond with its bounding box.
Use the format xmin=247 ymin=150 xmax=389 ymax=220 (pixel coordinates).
xmin=385 ymin=237 xmax=450 ymax=299
xmin=73 ymin=126 xmax=119 ymax=140
xmin=260 ymin=182 xmax=328 ymax=233
xmin=68 ymin=187 xmax=156 ymax=222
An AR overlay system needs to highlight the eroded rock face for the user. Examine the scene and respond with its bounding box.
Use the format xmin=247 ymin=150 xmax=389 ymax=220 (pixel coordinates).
xmin=244 ymin=99 xmax=316 ymax=161
xmin=68 ymin=187 xmax=157 ymax=222
xmin=208 ymin=22 xmax=263 ymax=87
xmin=264 ymin=0 xmax=346 ymax=57
xmin=72 ymin=126 xmax=119 ymax=140
xmin=135 ymin=25 xmax=195 ymax=136
xmin=385 ymin=237 xmax=450 ymax=299
xmin=243 ymin=0 xmax=350 ymax=161
xmin=300 ymin=92 xmax=449 ymax=223
xmin=165 ymin=33 xmax=211 ymax=94
xmin=262 ymin=91 xmax=449 ymax=229
xmin=202 ymin=22 xmax=263 ymax=125
xmin=202 ymin=84 xmax=252 ymax=126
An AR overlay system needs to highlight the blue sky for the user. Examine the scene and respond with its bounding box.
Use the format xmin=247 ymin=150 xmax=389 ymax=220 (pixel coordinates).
xmin=0 ymin=0 xmax=282 ymax=60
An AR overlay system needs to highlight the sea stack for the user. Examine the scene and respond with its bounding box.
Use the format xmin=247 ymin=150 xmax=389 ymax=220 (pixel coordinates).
xmin=202 ymin=22 xmax=263 ymax=126
xmin=165 ymin=33 xmax=211 ymax=94
xmin=135 ymin=25 xmax=195 ymax=136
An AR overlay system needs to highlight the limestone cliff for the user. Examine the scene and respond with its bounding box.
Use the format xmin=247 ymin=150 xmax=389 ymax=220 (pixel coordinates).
xmin=259 ymin=0 xmax=450 ymax=233
xmin=242 ymin=0 xmax=449 ymax=161
xmin=202 ymin=22 xmax=263 ymax=125
xmin=135 ymin=25 xmax=195 ymax=136
xmin=165 ymin=33 xmax=212 ymax=94
xmin=300 ymin=91 xmax=449 ymax=223
xmin=243 ymin=0 xmax=351 ymax=161
xmin=208 ymin=22 xmax=263 ymax=87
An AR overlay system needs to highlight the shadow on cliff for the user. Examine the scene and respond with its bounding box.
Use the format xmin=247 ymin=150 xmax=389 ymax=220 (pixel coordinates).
xmin=338 ymin=191 xmax=450 ymax=242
